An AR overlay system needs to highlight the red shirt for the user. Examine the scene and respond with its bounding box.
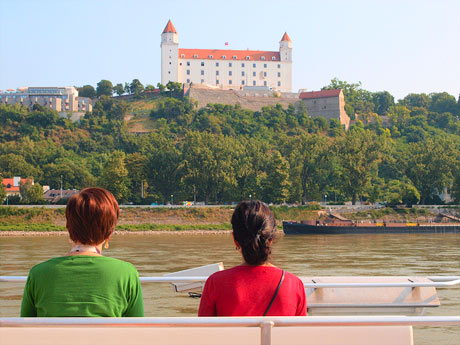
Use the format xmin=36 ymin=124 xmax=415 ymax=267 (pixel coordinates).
xmin=198 ymin=265 xmax=307 ymax=316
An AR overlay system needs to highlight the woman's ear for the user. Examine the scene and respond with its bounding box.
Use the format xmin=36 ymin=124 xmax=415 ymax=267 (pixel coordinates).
xmin=232 ymin=233 xmax=240 ymax=249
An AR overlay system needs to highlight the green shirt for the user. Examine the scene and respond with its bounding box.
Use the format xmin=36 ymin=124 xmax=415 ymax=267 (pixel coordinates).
xmin=20 ymin=255 xmax=144 ymax=317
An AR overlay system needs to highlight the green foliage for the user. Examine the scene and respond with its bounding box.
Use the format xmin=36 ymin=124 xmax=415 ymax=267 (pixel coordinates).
xmin=0 ymin=182 xmax=5 ymax=204
xmin=78 ymin=85 xmax=96 ymax=98
xmin=0 ymin=78 xmax=458 ymax=206
xmin=130 ymin=79 xmax=144 ymax=95
xmin=20 ymin=181 xmax=44 ymax=204
xmin=96 ymin=79 xmax=113 ymax=97
xmin=113 ymin=83 xmax=124 ymax=96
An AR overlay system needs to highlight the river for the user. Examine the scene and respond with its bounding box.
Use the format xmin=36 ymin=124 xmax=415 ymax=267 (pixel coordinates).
xmin=1 ymin=233 xmax=459 ymax=344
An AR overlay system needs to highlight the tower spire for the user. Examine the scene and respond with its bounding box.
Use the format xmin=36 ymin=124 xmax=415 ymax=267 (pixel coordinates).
xmin=163 ymin=19 xmax=177 ymax=34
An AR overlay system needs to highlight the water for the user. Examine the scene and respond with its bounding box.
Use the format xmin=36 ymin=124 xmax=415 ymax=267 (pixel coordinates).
xmin=1 ymin=233 xmax=459 ymax=344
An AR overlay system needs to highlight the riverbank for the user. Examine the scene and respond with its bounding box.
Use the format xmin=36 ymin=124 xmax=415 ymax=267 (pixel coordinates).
xmin=0 ymin=205 xmax=453 ymax=236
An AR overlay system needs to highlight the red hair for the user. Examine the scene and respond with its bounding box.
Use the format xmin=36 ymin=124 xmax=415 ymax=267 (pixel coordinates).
xmin=66 ymin=187 xmax=119 ymax=245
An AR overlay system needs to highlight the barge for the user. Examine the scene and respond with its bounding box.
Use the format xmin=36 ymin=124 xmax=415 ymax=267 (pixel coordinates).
xmin=283 ymin=220 xmax=460 ymax=234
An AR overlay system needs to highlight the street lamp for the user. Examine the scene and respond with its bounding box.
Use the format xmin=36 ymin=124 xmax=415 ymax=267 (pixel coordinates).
xmin=170 ymin=194 xmax=174 ymax=205
xmin=324 ymin=195 xmax=327 ymax=204
xmin=249 ymin=194 xmax=252 ymax=201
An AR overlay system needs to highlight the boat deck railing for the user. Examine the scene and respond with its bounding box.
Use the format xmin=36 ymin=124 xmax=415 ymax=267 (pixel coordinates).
xmin=2 ymin=275 xmax=460 ymax=288
xmin=1 ymin=316 xmax=459 ymax=345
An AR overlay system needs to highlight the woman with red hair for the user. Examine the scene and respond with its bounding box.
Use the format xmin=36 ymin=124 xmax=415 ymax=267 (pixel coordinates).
xmin=20 ymin=187 xmax=144 ymax=317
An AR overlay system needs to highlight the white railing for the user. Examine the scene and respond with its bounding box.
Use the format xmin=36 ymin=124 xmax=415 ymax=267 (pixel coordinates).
xmin=1 ymin=276 xmax=460 ymax=288
xmin=1 ymin=316 xmax=459 ymax=345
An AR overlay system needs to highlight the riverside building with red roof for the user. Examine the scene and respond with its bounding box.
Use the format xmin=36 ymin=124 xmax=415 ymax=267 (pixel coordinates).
xmin=161 ymin=20 xmax=293 ymax=92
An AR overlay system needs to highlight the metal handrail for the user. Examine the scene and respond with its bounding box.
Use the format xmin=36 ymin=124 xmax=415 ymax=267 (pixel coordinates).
xmin=1 ymin=315 xmax=460 ymax=327
xmin=1 ymin=316 xmax=459 ymax=345
xmin=1 ymin=276 xmax=460 ymax=288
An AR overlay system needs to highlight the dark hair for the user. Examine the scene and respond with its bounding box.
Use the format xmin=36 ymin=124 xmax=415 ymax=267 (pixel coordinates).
xmin=66 ymin=187 xmax=119 ymax=245
xmin=231 ymin=200 xmax=277 ymax=265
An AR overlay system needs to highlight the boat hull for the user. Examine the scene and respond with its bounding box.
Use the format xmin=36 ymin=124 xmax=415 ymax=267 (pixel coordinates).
xmin=282 ymin=222 xmax=460 ymax=234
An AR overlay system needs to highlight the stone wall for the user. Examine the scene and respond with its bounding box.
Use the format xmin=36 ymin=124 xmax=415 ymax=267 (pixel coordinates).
xmin=187 ymin=86 xmax=299 ymax=111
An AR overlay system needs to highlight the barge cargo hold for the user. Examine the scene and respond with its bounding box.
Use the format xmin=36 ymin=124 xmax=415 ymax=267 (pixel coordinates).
xmin=282 ymin=221 xmax=460 ymax=234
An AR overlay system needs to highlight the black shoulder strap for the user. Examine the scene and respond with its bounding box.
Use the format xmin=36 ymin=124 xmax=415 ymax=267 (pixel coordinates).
xmin=263 ymin=270 xmax=285 ymax=316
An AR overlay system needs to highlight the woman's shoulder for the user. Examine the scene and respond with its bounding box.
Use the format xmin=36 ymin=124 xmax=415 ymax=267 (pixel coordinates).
xmin=29 ymin=256 xmax=138 ymax=274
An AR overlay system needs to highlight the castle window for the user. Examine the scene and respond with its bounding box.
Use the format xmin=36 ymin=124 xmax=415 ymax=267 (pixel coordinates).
xmin=264 ymin=81 xmax=267 ymax=86
xmin=229 ymin=71 xmax=232 ymax=76
xmin=187 ymin=79 xmax=190 ymax=83
xmin=277 ymin=64 xmax=280 ymax=68
xmin=241 ymin=63 xmax=245 ymax=67
xmin=201 ymin=62 xmax=205 ymax=66
xmin=242 ymin=80 xmax=245 ymax=85
xmin=187 ymin=61 xmax=190 ymax=66
xmin=201 ymin=79 xmax=204 ymax=83
xmin=229 ymin=80 xmax=232 ymax=85
xmin=264 ymin=64 xmax=267 ymax=68
xmin=181 ymin=54 xmax=185 ymax=58
xmin=232 ymin=55 xmax=237 ymax=59
xmin=271 ymin=56 xmax=276 ymax=61
xmin=263 ymin=71 xmax=267 ymax=77
xmin=216 ymin=80 xmax=219 ymax=85
xmin=216 ymin=70 xmax=219 ymax=76
xmin=253 ymin=72 xmax=256 ymax=77
xmin=253 ymin=63 xmax=256 ymax=68
xmin=209 ymin=55 xmax=213 ymax=59
xmin=187 ymin=70 xmax=190 ymax=75
xmin=241 ymin=71 xmax=245 ymax=76
xmin=277 ymin=72 xmax=280 ymax=77
xmin=261 ymin=56 xmax=265 ymax=60
xmin=201 ymin=70 xmax=204 ymax=75
xmin=253 ymin=81 xmax=256 ymax=86
xmin=193 ymin=54 xmax=198 ymax=58
xmin=222 ymin=55 xmax=226 ymax=59
xmin=246 ymin=56 xmax=250 ymax=60
xmin=229 ymin=62 xmax=232 ymax=67
xmin=277 ymin=81 xmax=281 ymax=87
xmin=216 ymin=62 xmax=219 ymax=67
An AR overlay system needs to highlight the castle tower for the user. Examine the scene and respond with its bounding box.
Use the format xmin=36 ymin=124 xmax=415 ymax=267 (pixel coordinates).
xmin=161 ymin=20 xmax=179 ymax=85
xmin=279 ymin=32 xmax=292 ymax=62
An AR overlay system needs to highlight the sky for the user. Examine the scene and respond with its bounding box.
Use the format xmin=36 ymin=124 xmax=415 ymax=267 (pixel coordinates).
xmin=1 ymin=0 xmax=459 ymax=100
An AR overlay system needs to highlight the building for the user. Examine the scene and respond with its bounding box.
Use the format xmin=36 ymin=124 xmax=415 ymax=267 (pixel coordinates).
xmin=2 ymin=177 xmax=34 ymax=197
xmin=43 ymin=189 xmax=79 ymax=204
xmin=300 ymin=89 xmax=350 ymax=129
xmin=0 ymin=86 xmax=92 ymax=113
xmin=161 ymin=20 xmax=293 ymax=92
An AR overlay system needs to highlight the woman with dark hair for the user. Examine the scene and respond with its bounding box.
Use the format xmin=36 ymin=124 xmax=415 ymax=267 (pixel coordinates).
xmin=20 ymin=187 xmax=144 ymax=317
xmin=198 ymin=200 xmax=306 ymax=316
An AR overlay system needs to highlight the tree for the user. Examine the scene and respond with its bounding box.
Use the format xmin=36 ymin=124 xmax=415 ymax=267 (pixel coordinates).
xmin=166 ymin=81 xmax=183 ymax=97
xmin=400 ymin=93 xmax=430 ymax=109
xmin=145 ymin=84 xmax=156 ymax=92
xmin=98 ymin=151 xmax=130 ymax=202
xmin=372 ymin=91 xmax=394 ymax=115
xmin=156 ymin=83 xmax=166 ymax=93
xmin=78 ymin=85 xmax=96 ymax=98
xmin=130 ymin=79 xmax=144 ymax=95
xmin=260 ymin=150 xmax=291 ymax=204
xmin=124 ymin=82 xmax=131 ymax=95
xmin=113 ymin=83 xmax=124 ymax=96
xmin=297 ymin=134 xmax=330 ymax=204
xmin=0 ymin=181 xmax=5 ymax=204
xmin=404 ymin=138 xmax=457 ymax=204
xmin=20 ymin=181 xmax=44 ymax=204
xmin=96 ymin=80 xmax=113 ymax=97
xmin=334 ymin=128 xmax=386 ymax=204
xmin=452 ymin=171 xmax=460 ymax=203
xmin=125 ymin=152 xmax=148 ymax=202
xmin=429 ymin=92 xmax=458 ymax=115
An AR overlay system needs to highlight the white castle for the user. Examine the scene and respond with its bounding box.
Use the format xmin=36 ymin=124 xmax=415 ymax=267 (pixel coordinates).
xmin=161 ymin=20 xmax=292 ymax=92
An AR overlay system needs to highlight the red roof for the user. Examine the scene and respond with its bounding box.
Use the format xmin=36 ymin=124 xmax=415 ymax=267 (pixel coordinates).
xmin=300 ymin=89 xmax=342 ymax=100
xmin=178 ymin=48 xmax=280 ymax=61
xmin=2 ymin=178 xmax=33 ymax=192
xmin=163 ymin=20 xmax=177 ymax=34
xmin=280 ymin=32 xmax=291 ymax=42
